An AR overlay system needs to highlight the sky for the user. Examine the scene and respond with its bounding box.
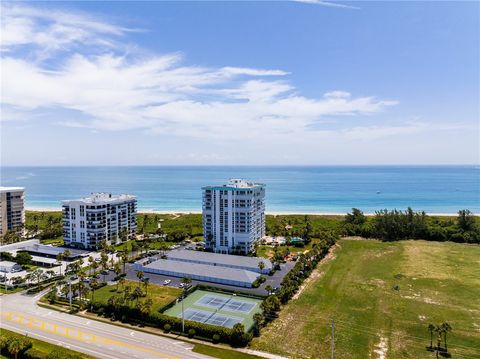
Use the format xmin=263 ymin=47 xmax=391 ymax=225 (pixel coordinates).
xmin=1 ymin=1 xmax=479 ymax=166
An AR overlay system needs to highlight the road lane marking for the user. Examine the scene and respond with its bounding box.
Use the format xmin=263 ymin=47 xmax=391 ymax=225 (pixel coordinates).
xmin=1 ymin=311 xmax=179 ymax=359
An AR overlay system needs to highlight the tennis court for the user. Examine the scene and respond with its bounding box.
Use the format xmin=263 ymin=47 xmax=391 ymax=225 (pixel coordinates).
xmin=164 ymin=289 xmax=262 ymax=331
xmin=196 ymin=295 xmax=256 ymax=313
xmin=183 ymin=308 xmax=243 ymax=328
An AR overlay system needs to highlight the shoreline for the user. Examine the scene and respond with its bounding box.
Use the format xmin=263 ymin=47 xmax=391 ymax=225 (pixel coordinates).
xmin=25 ymin=207 xmax=466 ymax=217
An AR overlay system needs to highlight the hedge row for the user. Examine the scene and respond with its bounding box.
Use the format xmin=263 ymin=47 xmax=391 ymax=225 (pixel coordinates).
xmin=89 ymin=301 xmax=251 ymax=346
xmin=0 ymin=332 xmax=84 ymax=359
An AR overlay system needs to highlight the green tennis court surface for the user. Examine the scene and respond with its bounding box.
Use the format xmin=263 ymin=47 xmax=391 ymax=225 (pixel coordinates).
xmin=164 ymin=289 xmax=262 ymax=330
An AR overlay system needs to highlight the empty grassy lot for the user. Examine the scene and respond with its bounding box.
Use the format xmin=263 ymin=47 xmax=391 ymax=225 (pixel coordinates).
xmin=93 ymin=280 xmax=181 ymax=313
xmin=251 ymin=239 xmax=480 ymax=358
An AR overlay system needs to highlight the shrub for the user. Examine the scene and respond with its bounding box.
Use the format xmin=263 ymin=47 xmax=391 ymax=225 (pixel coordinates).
xmin=188 ymin=328 xmax=196 ymax=338
xmin=163 ymin=323 xmax=171 ymax=333
xmin=23 ymin=347 xmax=47 ymax=359
xmin=212 ymin=334 xmax=220 ymax=344
xmin=46 ymin=349 xmax=83 ymax=359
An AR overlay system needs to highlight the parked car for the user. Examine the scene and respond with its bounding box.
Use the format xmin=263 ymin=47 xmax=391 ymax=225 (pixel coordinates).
xmin=163 ymin=279 xmax=171 ymax=285
xmin=101 ymin=270 xmax=109 ymax=275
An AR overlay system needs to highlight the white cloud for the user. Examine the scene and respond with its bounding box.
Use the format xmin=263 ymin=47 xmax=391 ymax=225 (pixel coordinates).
xmin=293 ymin=0 xmax=360 ymax=10
xmin=1 ymin=2 xmax=133 ymax=57
xmin=1 ymin=2 xmax=420 ymax=160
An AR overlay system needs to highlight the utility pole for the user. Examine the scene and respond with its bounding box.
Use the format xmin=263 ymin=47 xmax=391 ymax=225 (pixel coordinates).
xmin=69 ymin=280 xmax=72 ymax=312
xmin=330 ymin=318 xmax=335 ymax=359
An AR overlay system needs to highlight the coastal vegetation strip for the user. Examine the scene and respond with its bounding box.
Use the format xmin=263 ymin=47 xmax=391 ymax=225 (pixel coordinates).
xmin=250 ymin=239 xmax=480 ymax=358
xmin=0 ymin=328 xmax=90 ymax=358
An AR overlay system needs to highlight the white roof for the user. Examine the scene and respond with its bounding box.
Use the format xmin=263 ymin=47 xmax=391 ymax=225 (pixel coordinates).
xmin=30 ymin=256 xmax=58 ymax=265
xmin=62 ymin=192 xmax=136 ymax=205
xmin=0 ymin=187 xmax=24 ymax=193
xmin=142 ymin=259 xmax=259 ymax=284
xmin=168 ymin=249 xmax=272 ymax=270
xmin=0 ymin=261 xmax=17 ymax=268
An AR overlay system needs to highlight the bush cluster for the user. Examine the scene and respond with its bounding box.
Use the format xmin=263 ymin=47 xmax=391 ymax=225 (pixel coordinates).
xmin=343 ymin=208 xmax=479 ymax=243
xmin=251 ymin=275 xmax=266 ymax=288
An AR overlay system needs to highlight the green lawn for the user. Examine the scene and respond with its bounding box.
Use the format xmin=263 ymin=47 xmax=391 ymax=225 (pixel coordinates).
xmin=251 ymin=239 xmax=480 ymax=358
xmin=0 ymin=328 xmax=90 ymax=358
xmin=193 ymin=343 xmax=263 ymax=359
xmin=93 ymin=280 xmax=181 ymax=313
xmin=0 ymin=286 xmax=24 ymax=294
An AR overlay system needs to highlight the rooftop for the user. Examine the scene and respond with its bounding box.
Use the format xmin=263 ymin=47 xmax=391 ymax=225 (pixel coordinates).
xmin=19 ymin=244 xmax=88 ymax=258
xmin=0 ymin=261 xmax=17 ymax=267
xmin=62 ymin=192 xmax=136 ymax=205
xmin=0 ymin=187 xmax=25 ymax=193
xmin=203 ymin=179 xmax=265 ymax=191
xmin=142 ymin=259 xmax=260 ymax=284
xmin=167 ymin=249 xmax=272 ymax=270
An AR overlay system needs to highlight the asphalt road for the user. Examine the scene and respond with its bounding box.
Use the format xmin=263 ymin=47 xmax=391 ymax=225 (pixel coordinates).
xmin=0 ymin=291 xmax=213 ymax=359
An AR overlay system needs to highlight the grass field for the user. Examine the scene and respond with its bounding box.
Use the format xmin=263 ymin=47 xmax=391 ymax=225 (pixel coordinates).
xmin=93 ymin=280 xmax=181 ymax=313
xmin=250 ymin=239 xmax=480 ymax=359
xmin=193 ymin=343 xmax=262 ymax=359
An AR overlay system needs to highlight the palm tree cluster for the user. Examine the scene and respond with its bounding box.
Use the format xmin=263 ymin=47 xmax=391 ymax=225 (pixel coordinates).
xmin=428 ymin=322 xmax=452 ymax=354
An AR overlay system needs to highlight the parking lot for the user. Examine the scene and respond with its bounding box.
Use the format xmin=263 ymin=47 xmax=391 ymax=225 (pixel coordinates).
xmin=100 ymin=251 xmax=294 ymax=296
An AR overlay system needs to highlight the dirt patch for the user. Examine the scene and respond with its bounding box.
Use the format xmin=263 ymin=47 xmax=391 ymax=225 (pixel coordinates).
xmin=372 ymin=336 xmax=388 ymax=359
xmin=292 ymin=243 xmax=340 ymax=300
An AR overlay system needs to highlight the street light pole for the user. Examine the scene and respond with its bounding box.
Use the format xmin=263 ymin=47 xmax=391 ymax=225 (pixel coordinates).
xmin=69 ymin=280 xmax=72 ymax=312
xmin=331 ymin=318 xmax=335 ymax=359
xmin=182 ymin=290 xmax=185 ymax=333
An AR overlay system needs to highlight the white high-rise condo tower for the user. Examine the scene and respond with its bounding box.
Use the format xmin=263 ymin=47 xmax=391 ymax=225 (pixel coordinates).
xmin=202 ymin=179 xmax=265 ymax=255
xmin=0 ymin=187 xmax=25 ymax=237
xmin=62 ymin=192 xmax=137 ymax=249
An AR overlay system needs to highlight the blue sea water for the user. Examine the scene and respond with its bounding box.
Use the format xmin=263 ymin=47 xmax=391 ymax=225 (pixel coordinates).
xmin=0 ymin=166 xmax=479 ymax=214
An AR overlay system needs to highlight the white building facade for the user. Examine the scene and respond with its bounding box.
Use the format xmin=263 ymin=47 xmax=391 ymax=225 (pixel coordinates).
xmin=0 ymin=187 xmax=25 ymax=237
xmin=202 ymin=179 xmax=265 ymax=255
xmin=62 ymin=193 xmax=137 ymax=249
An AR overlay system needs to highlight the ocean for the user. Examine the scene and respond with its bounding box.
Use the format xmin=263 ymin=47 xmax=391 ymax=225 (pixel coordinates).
xmin=1 ymin=166 xmax=479 ymax=214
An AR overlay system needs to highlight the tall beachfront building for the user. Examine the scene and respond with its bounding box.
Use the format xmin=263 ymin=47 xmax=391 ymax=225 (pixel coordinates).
xmin=0 ymin=187 xmax=25 ymax=237
xmin=62 ymin=192 xmax=137 ymax=249
xmin=202 ymin=179 xmax=266 ymax=255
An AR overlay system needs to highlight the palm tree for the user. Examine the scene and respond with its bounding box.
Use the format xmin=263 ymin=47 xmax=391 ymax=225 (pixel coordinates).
xmin=7 ymin=337 xmax=26 ymax=359
xmin=63 ymin=249 xmax=71 ymax=260
xmin=56 ymin=253 xmax=64 ymax=276
xmin=435 ymin=325 xmax=443 ymax=352
xmin=118 ymin=277 xmax=126 ymax=292
xmin=100 ymin=252 xmax=108 ymax=282
xmin=428 ymin=323 xmax=435 ymax=349
xmin=90 ymin=278 xmax=99 ymax=303
xmin=121 ymin=252 xmax=128 ymax=274
xmin=136 ymin=270 xmax=144 ymax=282
xmin=180 ymin=277 xmax=192 ymax=333
xmin=258 ymin=261 xmax=265 ymax=273
xmin=133 ymin=286 xmax=143 ymax=304
xmin=143 ymin=277 xmax=150 ymax=296
xmin=440 ymin=322 xmax=452 ymax=352
xmin=265 ymin=284 xmax=273 ymax=296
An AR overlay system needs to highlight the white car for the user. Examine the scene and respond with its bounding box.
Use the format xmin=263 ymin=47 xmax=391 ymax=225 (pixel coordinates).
xmin=163 ymin=279 xmax=171 ymax=285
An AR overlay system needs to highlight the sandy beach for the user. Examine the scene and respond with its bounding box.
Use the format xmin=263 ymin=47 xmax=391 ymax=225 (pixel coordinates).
xmin=26 ymin=207 xmax=463 ymax=216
